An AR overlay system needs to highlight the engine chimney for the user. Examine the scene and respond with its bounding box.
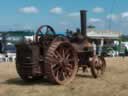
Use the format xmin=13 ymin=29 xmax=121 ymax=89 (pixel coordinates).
xmin=80 ymin=10 xmax=87 ymax=37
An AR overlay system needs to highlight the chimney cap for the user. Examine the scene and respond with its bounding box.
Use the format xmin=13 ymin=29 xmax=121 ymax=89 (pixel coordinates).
xmin=80 ymin=10 xmax=87 ymax=12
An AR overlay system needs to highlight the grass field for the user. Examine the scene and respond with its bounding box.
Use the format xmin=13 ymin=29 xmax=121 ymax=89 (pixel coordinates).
xmin=0 ymin=57 xmax=128 ymax=96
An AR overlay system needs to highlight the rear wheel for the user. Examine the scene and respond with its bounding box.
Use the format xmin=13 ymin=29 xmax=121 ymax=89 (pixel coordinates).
xmin=19 ymin=75 xmax=35 ymax=81
xmin=16 ymin=64 xmax=40 ymax=82
xmin=45 ymin=41 xmax=78 ymax=85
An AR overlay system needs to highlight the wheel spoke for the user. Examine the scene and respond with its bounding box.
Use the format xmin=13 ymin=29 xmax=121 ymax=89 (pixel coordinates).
xmin=64 ymin=48 xmax=70 ymax=58
xmin=55 ymin=69 xmax=59 ymax=79
xmin=62 ymin=72 xmax=66 ymax=79
xmin=65 ymin=66 xmax=73 ymax=73
xmin=62 ymin=49 xmax=65 ymax=58
xmin=53 ymin=64 xmax=61 ymax=72
xmin=65 ymin=54 xmax=70 ymax=60
xmin=65 ymin=63 xmax=72 ymax=69
xmin=49 ymin=58 xmax=59 ymax=64
xmin=55 ymin=51 xmax=62 ymax=59
xmin=51 ymin=53 xmax=60 ymax=62
xmin=58 ymin=69 xmax=65 ymax=80
xmin=39 ymin=31 xmax=44 ymax=36
xmin=55 ymin=67 xmax=66 ymax=81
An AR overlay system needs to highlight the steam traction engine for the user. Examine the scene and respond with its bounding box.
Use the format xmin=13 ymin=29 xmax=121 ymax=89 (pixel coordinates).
xmin=16 ymin=10 xmax=106 ymax=85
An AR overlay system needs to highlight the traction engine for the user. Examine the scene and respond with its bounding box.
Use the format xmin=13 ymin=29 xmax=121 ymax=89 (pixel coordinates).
xmin=16 ymin=10 xmax=106 ymax=85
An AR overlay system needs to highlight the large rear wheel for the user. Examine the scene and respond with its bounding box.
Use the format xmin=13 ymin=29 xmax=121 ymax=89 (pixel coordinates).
xmin=16 ymin=64 xmax=36 ymax=81
xmin=45 ymin=41 xmax=78 ymax=85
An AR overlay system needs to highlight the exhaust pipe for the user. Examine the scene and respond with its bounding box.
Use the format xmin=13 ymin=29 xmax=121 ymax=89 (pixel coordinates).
xmin=80 ymin=10 xmax=87 ymax=37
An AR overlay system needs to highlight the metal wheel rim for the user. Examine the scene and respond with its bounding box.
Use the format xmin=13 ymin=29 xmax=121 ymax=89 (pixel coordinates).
xmin=45 ymin=41 xmax=78 ymax=84
xmin=91 ymin=56 xmax=106 ymax=77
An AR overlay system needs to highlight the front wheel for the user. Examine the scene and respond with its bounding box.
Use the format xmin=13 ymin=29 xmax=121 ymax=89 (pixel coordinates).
xmin=90 ymin=56 xmax=106 ymax=78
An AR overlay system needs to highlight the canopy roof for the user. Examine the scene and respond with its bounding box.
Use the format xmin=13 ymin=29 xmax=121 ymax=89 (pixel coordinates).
xmin=87 ymin=30 xmax=121 ymax=39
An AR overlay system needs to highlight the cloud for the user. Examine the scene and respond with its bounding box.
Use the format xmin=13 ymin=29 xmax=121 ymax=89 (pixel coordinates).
xmin=19 ymin=6 xmax=39 ymax=14
xmin=121 ymin=12 xmax=128 ymax=18
xmin=88 ymin=18 xmax=105 ymax=29
xmin=67 ymin=12 xmax=80 ymax=17
xmin=89 ymin=18 xmax=102 ymax=22
xmin=107 ymin=14 xmax=119 ymax=21
xmin=50 ymin=7 xmax=63 ymax=14
xmin=93 ymin=7 xmax=104 ymax=13
xmin=60 ymin=22 xmax=69 ymax=26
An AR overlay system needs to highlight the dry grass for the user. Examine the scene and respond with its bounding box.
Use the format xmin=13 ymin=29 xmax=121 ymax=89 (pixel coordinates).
xmin=0 ymin=57 xmax=128 ymax=96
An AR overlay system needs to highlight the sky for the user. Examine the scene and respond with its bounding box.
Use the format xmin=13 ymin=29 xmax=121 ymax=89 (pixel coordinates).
xmin=0 ymin=0 xmax=128 ymax=34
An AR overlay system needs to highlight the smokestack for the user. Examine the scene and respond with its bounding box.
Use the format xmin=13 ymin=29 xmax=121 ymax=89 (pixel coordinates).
xmin=80 ymin=10 xmax=87 ymax=37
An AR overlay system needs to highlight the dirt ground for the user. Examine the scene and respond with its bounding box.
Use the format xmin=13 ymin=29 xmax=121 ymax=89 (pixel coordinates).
xmin=0 ymin=57 xmax=128 ymax=96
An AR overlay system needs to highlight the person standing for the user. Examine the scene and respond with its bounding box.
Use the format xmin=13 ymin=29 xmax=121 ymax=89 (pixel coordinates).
xmin=92 ymin=42 xmax=96 ymax=56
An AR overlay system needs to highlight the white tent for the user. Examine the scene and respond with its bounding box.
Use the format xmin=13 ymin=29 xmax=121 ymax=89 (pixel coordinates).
xmin=87 ymin=30 xmax=121 ymax=39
